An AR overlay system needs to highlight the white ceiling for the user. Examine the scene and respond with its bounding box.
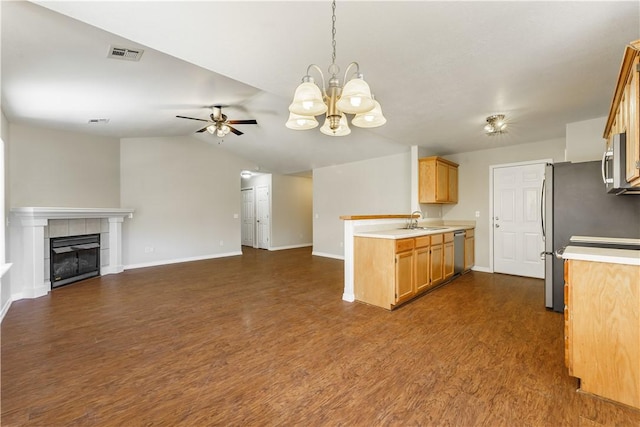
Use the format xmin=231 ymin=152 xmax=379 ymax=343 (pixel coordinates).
xmin=2 ymin=1 xmax=639 ymax=175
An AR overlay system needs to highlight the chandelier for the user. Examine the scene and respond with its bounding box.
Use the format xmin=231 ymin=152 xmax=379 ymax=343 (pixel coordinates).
xmin=484 ymin=114 xmax=507 ymax=135
xmin=286 ymin=0 xmax=386 ymax=136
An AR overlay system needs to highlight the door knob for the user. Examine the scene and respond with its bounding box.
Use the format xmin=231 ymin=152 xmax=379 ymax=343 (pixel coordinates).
xmin=495 ymin=224 xmax=500 ymax=228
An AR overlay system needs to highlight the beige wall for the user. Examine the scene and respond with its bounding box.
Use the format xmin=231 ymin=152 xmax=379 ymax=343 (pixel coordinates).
xmin=566 ymin=116 xmax=606 ymax=163
xmin=271 ymin=174 xmax=312 ymax=249
xmin=312 ymin=151 xmax=412 ymax=258
xmin=120 ymin=136 xmax=256 ymax=267
xmin=442 ymin=138 xmax=566 ymax=269
xmin=8 ymin=123 xmax=120 ymax=208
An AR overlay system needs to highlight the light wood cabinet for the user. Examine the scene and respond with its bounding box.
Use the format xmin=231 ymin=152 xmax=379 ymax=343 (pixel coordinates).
xmin=604 ymin=39 xmax=640 ymax=187
xmin=464 ymin=228 xmax=475 ymax=271
xmin=564 ymin=259 xmax=640 ymax=409
xmin=443 ymin=232 xmax=454 ymax=280
xmin=354 ymin=236 xmax=428 ymax=310
xmin=430 ymin=233 xmax=444 ymax=286
xmin=415 ymin=236 xmax=431 ymax=293
xmin=419 ymin=157 xmax=459 ymax=204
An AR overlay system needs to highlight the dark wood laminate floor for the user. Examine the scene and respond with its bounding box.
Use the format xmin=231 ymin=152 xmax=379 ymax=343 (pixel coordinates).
xmin=2 ymin=247 xmax=639 ymax=426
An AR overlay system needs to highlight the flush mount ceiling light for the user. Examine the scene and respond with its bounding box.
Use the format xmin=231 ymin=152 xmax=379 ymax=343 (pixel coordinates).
xmin=240 ymin=170 xmax=252 ymax=179
xmin=484 ymin=114 xmax=508 ymax=135
xmin=286 ymin=0 xmax=386 ymax=136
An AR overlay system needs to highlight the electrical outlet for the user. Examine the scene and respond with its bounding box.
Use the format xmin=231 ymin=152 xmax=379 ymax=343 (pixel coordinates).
xmin=219 ymin=240 xmax=224 ymax=246
xmin=233 ymin=213 xmax=239 ymax=219
xmin=475 ymin=211 xmax=480 ymax=218
xmin=144 ymin=246 xmax=154 ymax=253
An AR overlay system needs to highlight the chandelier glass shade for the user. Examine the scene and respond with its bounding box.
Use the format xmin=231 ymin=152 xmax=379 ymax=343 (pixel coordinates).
xmin=320 ymin=113 xmax=351 ymax=136
xmin=287 ymin=0 xmax=386 ymax=136
xmin=286 ymin=112 xmax=319 ymax=130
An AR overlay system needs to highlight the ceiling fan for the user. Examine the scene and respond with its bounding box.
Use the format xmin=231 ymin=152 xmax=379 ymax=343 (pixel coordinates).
xmin=176 ymin=105 xmax=258 ymax=137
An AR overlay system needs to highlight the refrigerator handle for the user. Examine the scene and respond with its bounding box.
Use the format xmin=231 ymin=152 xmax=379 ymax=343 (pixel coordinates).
xmin=601 ymin=149 xmax=614 ymax=184
xmin=540 ymin=177 xmax=546 ymax=241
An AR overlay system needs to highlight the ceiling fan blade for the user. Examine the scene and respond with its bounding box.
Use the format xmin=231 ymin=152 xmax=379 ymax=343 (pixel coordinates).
xmin=196 ymin=127 xmax=209 ymax=133
xmin=228 ymin=126 xmax=243 ymax=136
xmin=176 ymin=115 xmax=211 ymax=123
xmin=227 ymin=119 xmax=258 ymax=125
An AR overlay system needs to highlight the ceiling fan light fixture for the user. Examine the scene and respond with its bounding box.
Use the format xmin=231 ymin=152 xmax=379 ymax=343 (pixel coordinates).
xmin=286 ymin=112 xmax=319 ymax=130
xmin=286 ymin=0 xmax=384 ymax=136
xmin=484 ymin=114 xmax=508 ymax=135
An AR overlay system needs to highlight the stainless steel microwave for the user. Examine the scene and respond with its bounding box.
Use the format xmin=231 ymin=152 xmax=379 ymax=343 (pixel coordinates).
xmin=602 ymin=133 xmax=640 ymax=195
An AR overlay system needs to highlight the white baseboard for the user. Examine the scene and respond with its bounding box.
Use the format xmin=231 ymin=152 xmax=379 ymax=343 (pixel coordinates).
xmin=312 ymin=251 xmax=345 ymax=260
xmin=0 ymin=297 xmax=12 ymax=323
xmin=471 ymin=266 xmax=492 ymax=273
xmin=268 ymin=243 xmax=312 ymax=251
xmin=125 ymin=251 xmax=243 ymax=271
xmin=342 ymin=293 xmax=355 ymax=302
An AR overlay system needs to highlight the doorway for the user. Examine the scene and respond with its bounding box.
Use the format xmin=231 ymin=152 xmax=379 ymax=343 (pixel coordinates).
xmin=241 ymin=188 xmax=255 ymax=247
xmin=256 ymin=185 xmax=270 ymax=249
xmin=491 ymin=161 xmax=546 ymax=278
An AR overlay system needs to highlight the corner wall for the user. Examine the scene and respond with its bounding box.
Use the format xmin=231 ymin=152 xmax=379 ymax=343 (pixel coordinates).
xmin=271 ymin=174 xmax=312 ymax=249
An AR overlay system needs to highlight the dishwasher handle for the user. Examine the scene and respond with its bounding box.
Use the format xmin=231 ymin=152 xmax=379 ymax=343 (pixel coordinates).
xmin=453 ymin=230 xmax=466 ymax=237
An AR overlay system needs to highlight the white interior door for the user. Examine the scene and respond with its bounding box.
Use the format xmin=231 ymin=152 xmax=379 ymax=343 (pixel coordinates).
xmin=493 ymin=163 xmax=545 ymax=278
xmin=241 ymin=188 xmax=255 ymax=247
xmin=256 ymin=185 xmax=270 ymax=249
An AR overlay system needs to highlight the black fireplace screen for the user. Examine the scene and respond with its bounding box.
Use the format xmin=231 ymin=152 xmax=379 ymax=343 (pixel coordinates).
xmin=50 ymin=234 xmax=100 ymax=287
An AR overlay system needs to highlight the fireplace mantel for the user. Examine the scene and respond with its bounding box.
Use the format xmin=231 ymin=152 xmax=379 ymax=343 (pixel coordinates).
xmin=9 ymin=207 xmax=134 ymax=300
xmin=11 ymin=207 xmax=134 ymax=220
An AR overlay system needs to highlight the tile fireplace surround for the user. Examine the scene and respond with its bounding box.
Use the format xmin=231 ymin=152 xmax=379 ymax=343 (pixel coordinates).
xmin=9 ymin=207 xmax=134 ymax=300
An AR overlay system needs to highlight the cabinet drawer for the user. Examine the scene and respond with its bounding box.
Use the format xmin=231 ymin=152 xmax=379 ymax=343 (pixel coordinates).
xmin=465 ymin=228 xmax=474 ymax=238
xmin=396 ymin=238 xmax=415 ymax=253
xmin=444 ymin=232 xmax=454 ymax=243
xmin=430 ymin=234 xmax=443 ymax=245
xmin=415 ymin=236 xmax=430 ymax=248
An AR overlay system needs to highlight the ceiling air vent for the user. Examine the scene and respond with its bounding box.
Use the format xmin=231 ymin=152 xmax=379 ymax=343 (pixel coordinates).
xmin=108 ymin=46 xmax=144 ymax=61
xmin=88 ymin=118 xmax=110 ymax=124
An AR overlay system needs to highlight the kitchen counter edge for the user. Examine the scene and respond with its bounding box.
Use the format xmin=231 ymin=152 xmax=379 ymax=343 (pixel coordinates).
xmin=353 ymin=225 xmax=474 ymax=240
xmin=562 ymin=245 xmax=640 ymax=266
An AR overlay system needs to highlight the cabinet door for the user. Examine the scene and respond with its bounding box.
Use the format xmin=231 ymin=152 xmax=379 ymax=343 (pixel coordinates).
xmin=395 ymin=251 xmax=414 ymax=303
xmin=444 ymin=241 xmax=454 ymax=279
xmin=564 ymin=261 xmax=572 ymax=374
xmin=464 ymin=236 xmax=474 ymax=271
xmin=448 ymin=165 xmax=458 ymax=203
xmin=415 ymin=246 xmax=430 ymax=293
xmin=430 ymin=244 xmax=444 ymax=285
xmin=626 ymin=55 xmax=639 ymax=186
xmin=436 ymin=161 xmax=449 ymax=203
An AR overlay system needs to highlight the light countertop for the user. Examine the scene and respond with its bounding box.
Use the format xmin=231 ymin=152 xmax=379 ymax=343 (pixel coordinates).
xmin=562 ymin=245 xmax=640 ymax=266
xmin=353 ymin=225 xmax=473 ymax=240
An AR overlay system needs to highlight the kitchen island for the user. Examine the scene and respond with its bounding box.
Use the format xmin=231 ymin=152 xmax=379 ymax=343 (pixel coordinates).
xmin=341 ymin=214 xmax=475 ymax=310
xmin=562 ymin=245 xmax=640 ymax=409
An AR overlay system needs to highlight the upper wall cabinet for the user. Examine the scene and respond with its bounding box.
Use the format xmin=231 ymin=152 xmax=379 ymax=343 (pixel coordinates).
xmin=604 ymin=39 xmax=640 ymax=187
xmin=419 ymin=156 xmax=459 ymax=204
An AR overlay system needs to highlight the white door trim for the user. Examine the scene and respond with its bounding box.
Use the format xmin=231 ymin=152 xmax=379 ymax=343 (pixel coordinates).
xmin=488 ymin=158 xmax=553 ymax=274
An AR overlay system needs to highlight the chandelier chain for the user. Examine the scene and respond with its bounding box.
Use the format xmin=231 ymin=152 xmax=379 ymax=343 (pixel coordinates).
xmin=331 ymin=0 xmax=337 ymax=73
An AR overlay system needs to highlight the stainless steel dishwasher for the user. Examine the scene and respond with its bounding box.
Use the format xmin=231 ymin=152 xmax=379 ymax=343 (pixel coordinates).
xmin=453 ymin=230 xmax=465 ymax=276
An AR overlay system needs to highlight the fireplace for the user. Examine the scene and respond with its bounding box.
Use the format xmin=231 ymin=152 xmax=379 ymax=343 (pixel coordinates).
xmin=50 ymin=234 xmax=101 ymax=287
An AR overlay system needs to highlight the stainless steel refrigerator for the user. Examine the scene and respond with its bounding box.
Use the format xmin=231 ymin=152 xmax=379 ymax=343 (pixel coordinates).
xmin=542 ymin=160 xmax=640 ymax=312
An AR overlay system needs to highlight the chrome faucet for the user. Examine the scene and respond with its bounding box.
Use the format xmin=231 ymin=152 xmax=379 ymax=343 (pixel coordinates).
xmin=409 ymin=210 xmax=422 ymax=229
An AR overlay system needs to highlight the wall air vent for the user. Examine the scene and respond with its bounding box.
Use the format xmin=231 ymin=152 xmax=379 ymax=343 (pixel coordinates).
xmin=108 ymin=46 xmax=144 ymax=61
xmin=88 ymin=118 xmax=110 ymax=124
